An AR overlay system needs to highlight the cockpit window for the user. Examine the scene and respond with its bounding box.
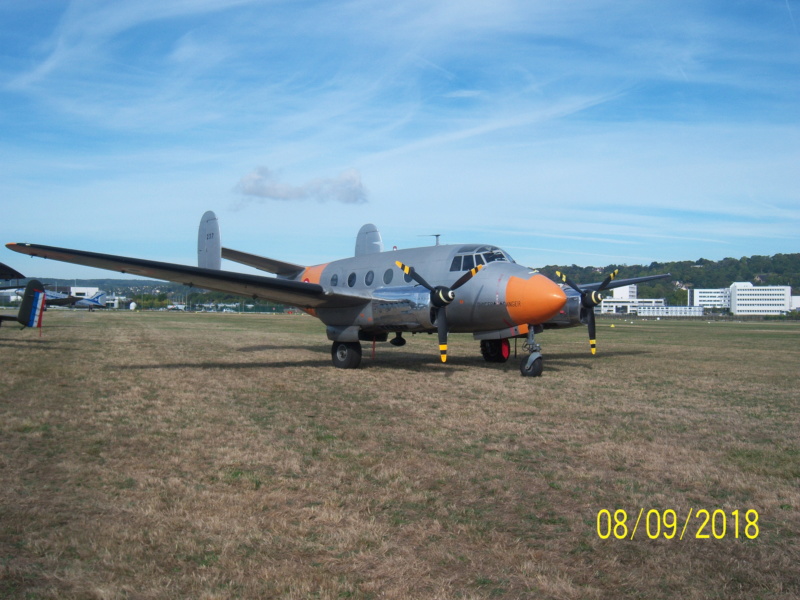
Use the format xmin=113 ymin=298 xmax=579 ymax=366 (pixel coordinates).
xmin=449 ymin=246 xmax=514 ymax=272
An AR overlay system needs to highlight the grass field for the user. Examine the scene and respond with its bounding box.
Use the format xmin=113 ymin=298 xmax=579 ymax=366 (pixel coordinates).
xmin=1 ymin=311 xmax=798 ymax=599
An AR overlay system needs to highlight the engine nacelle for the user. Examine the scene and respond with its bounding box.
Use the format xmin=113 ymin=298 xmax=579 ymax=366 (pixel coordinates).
xmin=368 ymin=287 xmax=435 ymax=332
xmin=542 ymin=288 xmax=584 ymax=329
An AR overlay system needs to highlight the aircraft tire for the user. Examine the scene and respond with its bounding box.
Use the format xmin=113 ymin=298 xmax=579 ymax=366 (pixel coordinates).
xmin=519 ymin=356 xmax=543 ymax=377
xmin=480 ymin=339 xmax=510 ymax=363
xmin=331 ymin=341 xmax=362 ymax=369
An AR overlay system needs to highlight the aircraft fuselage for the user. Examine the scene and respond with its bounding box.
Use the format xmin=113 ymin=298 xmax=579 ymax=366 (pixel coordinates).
xmin=291 ymin=244 xmax=568 ymax=342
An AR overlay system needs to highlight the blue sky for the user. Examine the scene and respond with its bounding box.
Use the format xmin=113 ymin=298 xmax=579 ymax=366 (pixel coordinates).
xmin=1 ymin=0 xmax=799 ymax=279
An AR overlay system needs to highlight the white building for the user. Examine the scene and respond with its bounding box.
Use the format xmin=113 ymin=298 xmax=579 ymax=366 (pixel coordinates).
xmin=688 ymin=288 xmax=731 ymax=309
xmin=729 ymin=282 xmax=792 ymax=315
xmin=70 ymin=286 xmax=101 ymax=298
xmin=599 ymin=285 xmax=677 ymax=315
xmin=638 ymin=305 xmax=704 ymax=317
xmin=613 ymin=285 xmax=637 ymax=301
xmin=690 ymin=283 xmax=793 ymax=315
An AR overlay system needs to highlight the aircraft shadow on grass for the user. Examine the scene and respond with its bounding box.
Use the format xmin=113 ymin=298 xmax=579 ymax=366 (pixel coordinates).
xmin=113 ymin=348 xmax=648 ymax=373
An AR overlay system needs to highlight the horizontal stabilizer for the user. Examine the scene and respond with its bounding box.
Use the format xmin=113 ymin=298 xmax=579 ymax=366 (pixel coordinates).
xmin=221 ymin=247 xmax=305 ymax=278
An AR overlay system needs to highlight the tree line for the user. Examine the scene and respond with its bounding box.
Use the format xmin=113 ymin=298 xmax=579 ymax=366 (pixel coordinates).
xmin=538 ymin=253 xmax=800 ymax=305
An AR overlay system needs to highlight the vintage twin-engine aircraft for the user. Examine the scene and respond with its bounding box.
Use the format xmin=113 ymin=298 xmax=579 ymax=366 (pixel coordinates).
xmin=7 ymin=213 xmax=669 ymax=375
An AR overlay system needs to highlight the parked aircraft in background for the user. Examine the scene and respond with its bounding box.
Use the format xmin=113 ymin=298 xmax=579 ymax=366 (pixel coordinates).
xmin=7 ymin=214 xmax=669 ymax=376
xmin=0 ymin=279 xmax=45 ymax=330
xmin=39 ymin=289 xmax=107 ymax=309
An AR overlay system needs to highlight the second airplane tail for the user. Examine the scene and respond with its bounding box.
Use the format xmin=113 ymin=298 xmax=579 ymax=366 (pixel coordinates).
xmin=0 ymin=279 xmax=46 ymax=329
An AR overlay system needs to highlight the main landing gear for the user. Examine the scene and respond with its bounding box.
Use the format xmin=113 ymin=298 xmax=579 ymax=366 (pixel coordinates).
xmin=480 ymin=339 xmax=510 ymax=363
xmin=331 ymin=341 xmax=362 ymax=369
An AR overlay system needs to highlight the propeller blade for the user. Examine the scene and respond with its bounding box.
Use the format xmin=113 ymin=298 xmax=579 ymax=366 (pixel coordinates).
xmin=436 ymin=308 xmax=448 ymax=363
xmin=587 ymin=310 xmax=597 ymax=355
xmin=395 ymin=261 xmax=484 ymax=363
xmin=555 ymin=270 xmax=582 ymax=295
xmin=556 ymin=269 xmax=619 ymax=354
xmin=596 ymin=269 xmax=619 ymax=293
xmin=450 ymin=264 xmax=484 ymax=290
xmin=395 ymin=260 xmax=434 ymax=291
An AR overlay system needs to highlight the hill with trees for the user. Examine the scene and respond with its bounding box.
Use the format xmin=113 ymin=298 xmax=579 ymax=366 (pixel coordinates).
xmin=538 ymin=253 xmax=800 ymax=305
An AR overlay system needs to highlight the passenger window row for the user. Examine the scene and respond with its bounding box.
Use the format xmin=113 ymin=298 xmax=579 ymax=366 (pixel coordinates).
xmin=330 ymin=268 xmax=413 ymax=288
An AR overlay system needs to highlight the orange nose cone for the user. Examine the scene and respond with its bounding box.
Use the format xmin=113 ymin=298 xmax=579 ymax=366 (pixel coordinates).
xmin=505 ymin=274 xmax=567 ymax=325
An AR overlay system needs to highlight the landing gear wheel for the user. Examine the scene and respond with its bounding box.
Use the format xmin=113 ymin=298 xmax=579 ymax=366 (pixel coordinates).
xmin=480 ymin=339 xmax=511 ymax=363
xmin=331 ymin=341 xmax=362 ymax=369
xmin=520 ymin=356 xmax=543 ymax=377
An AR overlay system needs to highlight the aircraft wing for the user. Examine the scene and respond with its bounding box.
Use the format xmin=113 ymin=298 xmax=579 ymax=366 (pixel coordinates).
xmin=221 ymin=247 xmax=305 ymax=278
xmin=6 ymin=243 xmax=368 ymax=309
xmin=578 ymin=273 xmax=671 ymax=292
xmin=0 ymin=261 xmax=25 ymax=280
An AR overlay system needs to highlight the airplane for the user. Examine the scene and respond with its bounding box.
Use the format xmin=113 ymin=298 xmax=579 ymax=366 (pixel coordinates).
xmin=0 ymin=279 xmax=46 ymax=330
xmin=7 ymin=212 xmax=670 ymax=376
xmin=0 ymin=281 xmax=106 ymax=309
xmin=37 ymin=288 xmax=107 ymax=309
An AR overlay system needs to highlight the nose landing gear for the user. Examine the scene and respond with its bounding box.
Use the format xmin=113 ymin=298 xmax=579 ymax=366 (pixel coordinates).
xmin=520 ymin=326 xmax=543 ymax=377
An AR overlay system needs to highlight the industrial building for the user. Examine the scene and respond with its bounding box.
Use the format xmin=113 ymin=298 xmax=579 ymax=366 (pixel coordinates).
xmin=690 ymin=282 xmax=795 ymax=315
xmin=598 ymin=285 xmax=701 ymax=316
xmin=599 ymin=281 xmax=797 ymax=317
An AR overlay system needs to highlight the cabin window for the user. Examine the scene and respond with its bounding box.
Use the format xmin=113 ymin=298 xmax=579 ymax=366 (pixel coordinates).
xmin=330 ymin=274 xmax=339 ymax=286
xmin=450 ymin=256 xmax=462 ymax=272
xmin=474 ymin=254 xmax=485 ymax=266
xmin=365 ymin=270 xmax=374 ymax=286
xmin=404 ymin=271 xmax=413 ymax=283
xmin=463 ymin=254 xmax=475 ymax=271
xmin=347 ymin=272 xmax=357 ymax=287
xmin=383 ymin=269 xmax=393 ymax=284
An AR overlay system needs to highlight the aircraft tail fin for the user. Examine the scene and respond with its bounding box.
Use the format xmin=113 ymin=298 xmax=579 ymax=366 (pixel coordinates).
xmin=354 ymin=223 xmax=383 ymax=257
xmin=90 ymin=291 xmax=107 ymax=307
xmin=0 ymin=279 xmax=46 ymax=328
xmin=198 ymin=211 xmax=221 ymax=269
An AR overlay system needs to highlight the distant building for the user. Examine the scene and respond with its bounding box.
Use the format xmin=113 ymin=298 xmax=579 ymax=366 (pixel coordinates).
xmin=690 ymin=282 xmax=792 ymax=315
xmin=638 ymin=306 xmax=704 ymax=317
xmin=70 ymin=286 xmax=100 ymax=298
xmin=729 ymin=282 xmax=791 ymax=315
xmin=105 ymin=295 xmax=130 ymax=309
xmin=599 ymin=284 xmax=678 ymax=315
xmin=688 ymin=288 xmax=730 ymax=309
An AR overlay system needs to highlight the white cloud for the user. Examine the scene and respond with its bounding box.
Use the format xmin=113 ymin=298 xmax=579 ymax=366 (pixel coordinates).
xmin=235 ymin=167 xmax=369 ymax=205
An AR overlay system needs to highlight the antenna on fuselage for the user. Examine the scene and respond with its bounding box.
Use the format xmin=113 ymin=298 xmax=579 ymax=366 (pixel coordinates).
xmin=419 ymin=234 xmax=441 ymax=246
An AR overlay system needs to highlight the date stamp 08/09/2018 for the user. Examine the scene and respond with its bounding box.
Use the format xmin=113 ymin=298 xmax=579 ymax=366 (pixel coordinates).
xmin=596 ymin=508 xmax=760 ymax=541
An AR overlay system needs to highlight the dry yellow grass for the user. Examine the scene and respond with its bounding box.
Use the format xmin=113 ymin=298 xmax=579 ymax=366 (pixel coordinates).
xmin=1 ymin=311 xmax=798 ymax=598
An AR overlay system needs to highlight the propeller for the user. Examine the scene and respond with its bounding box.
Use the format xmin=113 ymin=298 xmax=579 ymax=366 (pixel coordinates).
xmin=395 ymin=260 xmax=483 ymax=362
xmin=554 ymin=269 xmax=619 ymax=355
